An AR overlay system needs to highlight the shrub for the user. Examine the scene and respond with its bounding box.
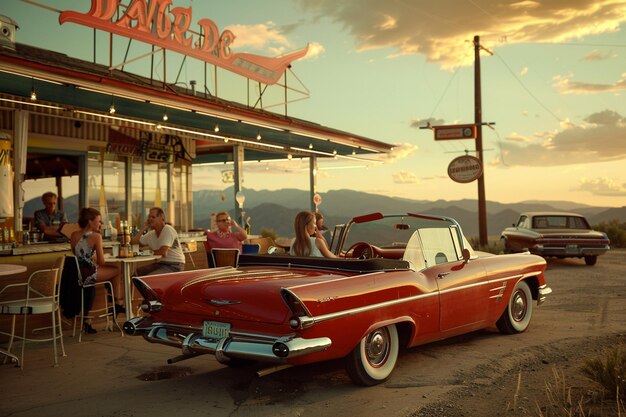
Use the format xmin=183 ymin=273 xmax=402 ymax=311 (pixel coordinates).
xmin=593 ymin=219 xmax=626 ymax=248
xmin=581 ymin=344 xmax=626 ymax=399
xmin=468 ymin=237 xmax=504 ymax=254
xmin=260 ymin=227 xmax=278 ymax=240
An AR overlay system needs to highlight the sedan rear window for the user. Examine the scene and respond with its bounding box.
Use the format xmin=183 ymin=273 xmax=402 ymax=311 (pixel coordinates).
xmin=532 ymin=216 xmax=590 ymax=229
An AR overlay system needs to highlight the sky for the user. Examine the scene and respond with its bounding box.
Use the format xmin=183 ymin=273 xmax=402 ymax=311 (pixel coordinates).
xmin=4 ymin=0 xmax=626 ymax=208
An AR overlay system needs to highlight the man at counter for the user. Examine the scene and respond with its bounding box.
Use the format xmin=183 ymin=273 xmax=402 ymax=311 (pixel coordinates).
xmin=33 ymin=191 xmax=67 ymax=240
xmin=131 ymin=207 xmax=185 ymax=276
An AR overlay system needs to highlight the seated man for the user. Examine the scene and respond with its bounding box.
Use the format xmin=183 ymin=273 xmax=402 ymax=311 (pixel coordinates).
xmin=131 ymin=207 xmax=185 ymax=276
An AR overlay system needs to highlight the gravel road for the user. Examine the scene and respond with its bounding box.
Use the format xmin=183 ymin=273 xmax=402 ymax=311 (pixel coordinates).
xmin=1 ymin=249 xmax=623 ymax=417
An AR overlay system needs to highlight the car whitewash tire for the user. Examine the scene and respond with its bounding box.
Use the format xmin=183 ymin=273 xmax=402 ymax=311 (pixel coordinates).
xmin=497 ymin=280 xmax=533 ymax=334
xmin=345 ymin=324 xmax=399 ymax=386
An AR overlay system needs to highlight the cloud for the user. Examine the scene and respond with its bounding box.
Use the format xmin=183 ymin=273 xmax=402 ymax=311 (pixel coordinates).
xmin=392 ymin=171 xmax=419 ymax=184
xmin=553 ymin=73 xmax=626 ymax=94
xmin=304 ymin=42 xmax=326 ymax=59
xmin=297 ymin=0 xmax=626 ymax=68
xmin=383 ymin=142 xmax=418 ymax=163
xmin=226 ymin=22 xmax=292 ymax=55
xmin=582 ymin=50 xmax=618 ymax=61
xmin=410 ymin=117 xmax=446 ymax=129
xmin=494 ymin=109 xmax=626 ymax=167
xmin=573 ymin=177 xmax=626 ymax=196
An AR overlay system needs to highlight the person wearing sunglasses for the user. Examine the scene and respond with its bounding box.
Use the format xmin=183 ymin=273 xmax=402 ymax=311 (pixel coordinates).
xmin=204 ymin=211 xmax=248 ymax=253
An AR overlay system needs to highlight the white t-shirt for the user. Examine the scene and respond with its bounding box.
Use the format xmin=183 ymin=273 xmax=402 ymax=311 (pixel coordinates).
xmin=140 ymin=224 xmax=185 ymax=264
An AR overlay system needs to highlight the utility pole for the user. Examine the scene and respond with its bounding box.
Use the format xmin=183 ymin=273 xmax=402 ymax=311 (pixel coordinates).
xmin=474 ymin=35 xmax=489 ymax=247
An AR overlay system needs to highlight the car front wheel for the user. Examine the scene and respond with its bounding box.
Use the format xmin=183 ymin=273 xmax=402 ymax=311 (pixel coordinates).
xmin=497 ymin=280 xmax=533 ymax=334
xmin=345 ymin=324 xmax=399 ymax=386
xmin=584 ymin=255 xmax=597 ymax=266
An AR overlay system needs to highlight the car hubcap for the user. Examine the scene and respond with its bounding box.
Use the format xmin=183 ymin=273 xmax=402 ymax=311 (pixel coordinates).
xmin=511 ymin=290 xmax=527 ymax=322
xmin=365 ymin=329 xmax=389 ymax=367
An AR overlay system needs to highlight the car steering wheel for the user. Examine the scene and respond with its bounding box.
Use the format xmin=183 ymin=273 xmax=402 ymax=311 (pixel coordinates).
xmin=345 ymin=242 xmax=374 ymax=259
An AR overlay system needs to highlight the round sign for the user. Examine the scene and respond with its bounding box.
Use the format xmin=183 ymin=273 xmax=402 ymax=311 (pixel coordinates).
xmin=447 ymin=155 xmax=483 ymax=183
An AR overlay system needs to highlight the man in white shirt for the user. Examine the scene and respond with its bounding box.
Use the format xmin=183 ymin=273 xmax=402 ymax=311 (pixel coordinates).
xmin=131 ymin=207 xmax=185 ymax=276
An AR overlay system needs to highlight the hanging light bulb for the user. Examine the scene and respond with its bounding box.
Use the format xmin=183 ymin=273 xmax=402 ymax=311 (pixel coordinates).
xmin=256 ymin=133 xmax=262 ymax=141
xmin=287 ymin=153 xmax=292 ymax=160
xmin=308 ymin=143 xmax=313 ymax=149
xmin=162 ymin=110 xmax=168 ymax=121
xmin=30 ymin=79 xmax=37 ymax=101
xmin=214 ymin=124 xmax=220 ymax=132
xmin=109 ymin=100 xmax=116 ymax=114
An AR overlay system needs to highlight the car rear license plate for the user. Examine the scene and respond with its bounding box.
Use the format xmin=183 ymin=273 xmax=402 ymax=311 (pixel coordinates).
xmin=202 ymin=321 xmax=230 ymax=339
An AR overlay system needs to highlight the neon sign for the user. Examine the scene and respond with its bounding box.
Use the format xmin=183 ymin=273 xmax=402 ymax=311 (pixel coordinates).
xmin=59 ymin=0 xmax=308 ymax=85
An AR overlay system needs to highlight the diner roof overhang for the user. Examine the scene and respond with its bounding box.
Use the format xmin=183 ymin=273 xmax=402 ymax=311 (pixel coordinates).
xmin=0 ymin=43 xmax=394 ymax=164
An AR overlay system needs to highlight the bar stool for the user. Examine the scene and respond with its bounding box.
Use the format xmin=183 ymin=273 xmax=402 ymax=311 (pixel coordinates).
xmin=67 ymin=256 xmax=123 ymax=342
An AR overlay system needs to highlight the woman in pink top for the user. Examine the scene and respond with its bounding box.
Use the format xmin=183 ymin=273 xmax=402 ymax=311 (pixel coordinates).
xmin=204 ymin=211 xmax=248 ymax=252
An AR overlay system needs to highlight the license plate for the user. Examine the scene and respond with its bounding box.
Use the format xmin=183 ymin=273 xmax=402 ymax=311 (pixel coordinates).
xmin=566 ymin=244 xmax=578 ymax=253
xmin=202 ymin=321 xmax=230 ymax=339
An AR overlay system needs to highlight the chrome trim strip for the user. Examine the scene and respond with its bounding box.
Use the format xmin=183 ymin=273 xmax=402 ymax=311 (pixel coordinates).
xmin=298 ymin=292 xmax=438 ymax=328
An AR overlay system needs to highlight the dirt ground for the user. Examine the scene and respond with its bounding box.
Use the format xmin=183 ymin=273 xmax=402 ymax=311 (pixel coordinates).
xmin=0 ymin=249 xmax=624 ymax=417
xmin=412 ymin=249 xmax=626 ymax=417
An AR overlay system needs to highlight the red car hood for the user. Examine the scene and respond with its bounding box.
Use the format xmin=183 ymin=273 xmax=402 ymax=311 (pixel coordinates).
xmin=141 ymin=267 xmax=349 ymax=325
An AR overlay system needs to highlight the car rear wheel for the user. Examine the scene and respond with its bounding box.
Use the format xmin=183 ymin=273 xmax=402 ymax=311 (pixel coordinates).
xmin=584 ymin=255 xmax=597 ymax=266
xmin=499 ymin=237 xmax=511 ymax=254
xmin=345 ymin=324 xmax=398 ymax=386
xmin=497 ymin=280 xmax=533 ymax=334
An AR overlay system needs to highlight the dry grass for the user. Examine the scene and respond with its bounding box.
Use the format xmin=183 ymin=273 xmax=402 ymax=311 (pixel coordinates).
xmin=507 ymin=345 xmax=626 ymax=417
xmin=581 ymin=344 xmax=626 ymax=400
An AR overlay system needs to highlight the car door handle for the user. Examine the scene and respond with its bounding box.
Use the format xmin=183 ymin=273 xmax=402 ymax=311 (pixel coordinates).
xmin=437 ymin=272 xmax=450 ymax=279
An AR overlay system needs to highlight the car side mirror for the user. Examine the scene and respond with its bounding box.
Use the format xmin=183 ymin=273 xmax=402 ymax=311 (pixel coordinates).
xmin=462 ymin=248 xmax=471 ymax=263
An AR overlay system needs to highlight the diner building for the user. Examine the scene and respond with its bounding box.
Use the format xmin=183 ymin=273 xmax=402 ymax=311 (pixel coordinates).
xmin=0 ymin=3 xmax=393 ymax=261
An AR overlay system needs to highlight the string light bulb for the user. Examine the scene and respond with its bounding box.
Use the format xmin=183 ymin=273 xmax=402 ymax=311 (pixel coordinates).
xmin=256 ymin=133 xmax=262 ymax=141
xmin=308 ymin=143 xmax=313 ymax=149
xmin=214 ymin=124 xmax=220 ymax=132
xmin=109 ymin=98 xmax=116 ymax=114
xmin=30 ymin=78 xmax=37 ymax=101
xmin=162 ymin=110 xmax=168 ymax=121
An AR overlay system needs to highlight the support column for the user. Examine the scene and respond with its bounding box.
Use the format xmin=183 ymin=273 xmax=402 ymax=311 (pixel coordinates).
xmin=309 ymin=156 xmax=318 ymax=213
xmin=12 ymin=110 xmax=28 ymax=233
xmin=233 ymin=145 xmax=245 ymax=223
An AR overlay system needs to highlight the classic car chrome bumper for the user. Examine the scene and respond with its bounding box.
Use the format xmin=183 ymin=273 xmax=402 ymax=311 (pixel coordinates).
xmin=537 ymin=284 xmax=552 ymax=306
xmin=123 ymin=317 xmax=332 ymax=364
xmin=531 ymin=243 xmax=610 ymax=257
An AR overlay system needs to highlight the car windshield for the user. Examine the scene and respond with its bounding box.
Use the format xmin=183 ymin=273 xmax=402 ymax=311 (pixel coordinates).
xmin=532 ymin=216 xmax=590 ymax=230
xmin=342 ymin=214 xmax=454 ymax=250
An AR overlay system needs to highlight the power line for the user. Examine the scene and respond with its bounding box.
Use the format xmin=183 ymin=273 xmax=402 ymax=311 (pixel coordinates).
xmin=492 ymin=51 xmax=564 ymax=123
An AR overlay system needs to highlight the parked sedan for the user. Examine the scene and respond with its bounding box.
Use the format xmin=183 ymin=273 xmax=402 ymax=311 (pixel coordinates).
xmin=500 ymin=211 xmax=610 ymax=266
xmin=124 ymin=212 xmax=551 ymax=386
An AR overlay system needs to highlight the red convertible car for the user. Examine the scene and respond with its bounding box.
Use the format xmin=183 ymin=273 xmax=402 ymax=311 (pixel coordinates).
xmin=500 ymin=212 xmax=610 ymax=266
xmin=124 ymin=213 xmax=551 ymax=386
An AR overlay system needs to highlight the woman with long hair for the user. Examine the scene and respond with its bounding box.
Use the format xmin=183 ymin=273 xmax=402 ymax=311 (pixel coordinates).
xmin=71 ymin=207 xmax=124 ymax=333
xmin=290 ymin=211 xmax=336 ymax=258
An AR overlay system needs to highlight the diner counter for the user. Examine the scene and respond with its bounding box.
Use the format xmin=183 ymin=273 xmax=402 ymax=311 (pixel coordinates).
xmin=0 ymin=233 xmax=206 ymax=257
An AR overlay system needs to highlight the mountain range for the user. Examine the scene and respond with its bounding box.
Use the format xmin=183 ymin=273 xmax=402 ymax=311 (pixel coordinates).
xmin=192 ymin=188 xmax=626 ymax=239
xmin=23 ymin=188 xmax=624 ymax=240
